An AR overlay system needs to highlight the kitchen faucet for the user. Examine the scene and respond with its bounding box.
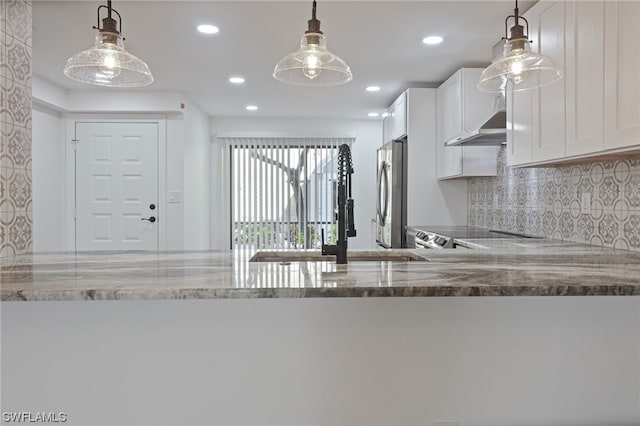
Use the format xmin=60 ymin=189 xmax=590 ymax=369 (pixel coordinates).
xmin=321 ymin=144 xmax=356 ymax=264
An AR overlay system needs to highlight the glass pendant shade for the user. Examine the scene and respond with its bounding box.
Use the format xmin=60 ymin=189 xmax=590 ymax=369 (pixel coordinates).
xmin=273 ymin=33 xmax=352 ymax=86
xmin=63 ymin=1 xmax=153 ymax=88
xmin=273 ymin=1 xmax=352 ymax=86
xmin=477 ymin=38 xmax=562 ymax=93
xmin=64 ymin=32 xmax=153 ymax=87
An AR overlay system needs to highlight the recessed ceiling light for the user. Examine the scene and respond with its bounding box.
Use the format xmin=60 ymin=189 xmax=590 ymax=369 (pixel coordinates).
xmin=382 ymin=112 xmax=389 ymax=118
xmin=197 ymin=24 xmax=219 ymax=34
xmin=366 ymin=86 xmax=381 ymax=92
xmin=368 ymin=112 xmax=380 ymax=117
xmin=229 ymin=77 xmax=245 ymax=84
xmin=246 ymin=105 xmax=258 ymax=111
xmin=422 ymin=35 xmax=444 ymax=45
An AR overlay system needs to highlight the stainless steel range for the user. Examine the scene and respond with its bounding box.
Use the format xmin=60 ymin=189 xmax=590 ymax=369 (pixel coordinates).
xmin=407 ymin=226 xmax=538 ymax=249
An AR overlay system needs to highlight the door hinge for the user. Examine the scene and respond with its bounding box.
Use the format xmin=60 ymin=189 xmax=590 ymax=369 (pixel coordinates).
xmin=71 ymin=139 xmax=79 ymax=151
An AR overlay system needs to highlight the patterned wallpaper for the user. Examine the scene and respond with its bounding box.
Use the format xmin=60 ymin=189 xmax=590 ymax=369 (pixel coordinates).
xmin=468 ymin=147 xmax=640 ymax=252
xmin=1 ymin=0 xmax=33 ymax=257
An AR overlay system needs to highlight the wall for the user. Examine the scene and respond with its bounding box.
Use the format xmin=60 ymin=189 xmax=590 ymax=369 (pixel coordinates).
xmin=407 ymin=89 xmax=467 ymax=226
xmin=2 ymin=297 xmax=638 ymax=426
xmin=64 ymin=90 xmax=183 ymax=114
xmin=0 ymin=0 xmax=32 ymax=257
xmin=30 ymin=77 xmax=211 ymax=251
xmin=32 ymin=104 xmax=65 ymax=252
xmin=183 ymin=102 xmax=211 ymax=250
xmin=468 ymin=146 xmax=640 ymax=251
xmin=210 ymin=117 xmax=382 ymax=250
xmin=29 ymin=110 xmax=187 ymax=251
xmin=165 ymin=113 xmax=185 ymax=250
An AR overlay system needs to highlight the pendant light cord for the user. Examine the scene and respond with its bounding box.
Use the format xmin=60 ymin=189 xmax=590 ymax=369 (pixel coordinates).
xmin=306 ymin=0 xmax=322 ymax=35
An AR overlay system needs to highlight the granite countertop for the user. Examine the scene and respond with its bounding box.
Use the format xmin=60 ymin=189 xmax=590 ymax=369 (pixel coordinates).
xmin=2 ymin=237 xmax=640 ymax=301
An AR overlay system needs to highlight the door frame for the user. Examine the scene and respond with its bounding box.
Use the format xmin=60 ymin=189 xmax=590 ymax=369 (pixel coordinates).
xmin=64 ymin=116 xmax=167 ymax=251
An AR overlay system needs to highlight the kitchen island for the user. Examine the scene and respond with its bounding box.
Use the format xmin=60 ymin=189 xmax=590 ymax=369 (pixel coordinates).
xmin=2 ymin=238 xmax=640 ymax=301
xmin=2 ymin=240 xmax=639 ymax=426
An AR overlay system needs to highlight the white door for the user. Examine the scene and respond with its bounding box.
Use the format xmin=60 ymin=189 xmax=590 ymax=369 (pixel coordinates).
xmin=75 ymin=122 xmax=159 ymax=251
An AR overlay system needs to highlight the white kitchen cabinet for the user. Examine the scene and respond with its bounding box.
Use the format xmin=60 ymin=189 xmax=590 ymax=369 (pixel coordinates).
xmin=565 ymin=0 xmax=640 ymax=156
xmin=438 ymin=70 xmax=463 ymax=145
xmin=530 ymin=1 xmax=567 ymax=162
xmin=382 ymin=114 xmax=391 ymax=144
xmin=508 ymin=1 xmax=566 ymax=167
xmin=565 ymin=0 xmax=605 ymax=157
xmin=508 ymin=0 xmax=640 ymax=167
xmin=567 ymin=0 xmax=640 ymax=155
xmin=436 ymin=68 xmax=498 ymax=179
xmin=437 ymin=82 xmax=463 ymax=177
xmin=389 ymin=91 xmax=407 ymax=140
xmin=603 ymin=1 xmax=640 ymax=150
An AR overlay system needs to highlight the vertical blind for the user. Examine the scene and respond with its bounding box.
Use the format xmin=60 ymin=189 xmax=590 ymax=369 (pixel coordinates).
xmin=223 ymin=137 xmax=354 ymax=250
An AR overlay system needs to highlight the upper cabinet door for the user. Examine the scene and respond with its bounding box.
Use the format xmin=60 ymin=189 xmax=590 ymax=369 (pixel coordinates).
xmin=603 ymin=1 xmax=640 ymax=150
xmin=565 ymin=0 xmax=605 ymax=156
xmin=440 ymin=70 xmax=463 ymax=143
xmin=508 ymin=1 xmax=565 ymax=166
xmin=389 ymin=92 xmax=407 ymax=140
xmin=530 ymin=1 xmax=567 ymax=162
xmin=436 ymin=73 xmax=462 ymax=178
xmin=382 ymin=114 xmax=391 ymax=144
xmin=436 ymin=69 xmax=498 ymax=178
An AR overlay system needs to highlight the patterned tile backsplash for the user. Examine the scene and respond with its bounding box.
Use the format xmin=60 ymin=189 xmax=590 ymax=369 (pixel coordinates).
xmin=1 ymin=0 xmax=32 ymax=257
xmin=468 ymin=147 xmax=640 ymax=251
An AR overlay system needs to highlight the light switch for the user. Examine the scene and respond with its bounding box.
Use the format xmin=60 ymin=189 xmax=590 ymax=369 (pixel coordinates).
xmin=168 ymin=191 xmax=181 ymax=204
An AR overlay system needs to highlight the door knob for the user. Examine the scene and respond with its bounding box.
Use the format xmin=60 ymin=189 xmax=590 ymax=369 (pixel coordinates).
xmin=141 ymin=216 xmax=156 ymax=223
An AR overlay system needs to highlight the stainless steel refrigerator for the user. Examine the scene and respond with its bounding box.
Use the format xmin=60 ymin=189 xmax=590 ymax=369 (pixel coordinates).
xmin=376 ymin=138 xmax=407 ymax=248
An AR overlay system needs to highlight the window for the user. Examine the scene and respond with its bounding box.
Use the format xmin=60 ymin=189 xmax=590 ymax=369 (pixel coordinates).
xmin=225 ymin=137 xmax=354 ymax=249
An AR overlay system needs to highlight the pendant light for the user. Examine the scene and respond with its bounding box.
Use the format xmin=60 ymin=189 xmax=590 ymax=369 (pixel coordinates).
xmin=273 ymin=0 xmax=353 ymax=86
xmin=63 ymin=0 xmax=153 ymax=87
xmin=477 ymin=0 xmax=561 ymax=93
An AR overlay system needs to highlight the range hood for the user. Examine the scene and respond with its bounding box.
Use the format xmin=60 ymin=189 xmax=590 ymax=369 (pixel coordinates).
xmin=444 ymin=110 xmax=506 ymax=146
xmin=444 ymin=43 xmax=507 ymax=147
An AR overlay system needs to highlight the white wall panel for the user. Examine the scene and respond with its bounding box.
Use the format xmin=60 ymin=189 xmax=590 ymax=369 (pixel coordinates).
xmin=31 ymin=105 xmax=65 ymax=252
xmin=2 ymin=297 xmax=638 ymax=426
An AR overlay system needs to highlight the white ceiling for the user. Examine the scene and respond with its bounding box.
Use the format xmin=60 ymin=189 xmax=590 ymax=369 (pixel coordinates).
xmin=32 ymin=1 xmax=534 ymax=119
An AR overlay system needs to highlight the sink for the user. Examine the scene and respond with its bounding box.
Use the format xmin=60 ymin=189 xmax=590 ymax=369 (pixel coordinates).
xmin=249 ymin=250 xmax=428 ymax=263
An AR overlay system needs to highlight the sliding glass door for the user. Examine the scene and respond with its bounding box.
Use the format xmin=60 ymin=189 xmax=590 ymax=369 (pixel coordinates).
xmin=226 ymin=137 xmax=353 ymax=250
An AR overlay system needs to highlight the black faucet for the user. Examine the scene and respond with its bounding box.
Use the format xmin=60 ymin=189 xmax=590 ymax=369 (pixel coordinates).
xmin=321 ymin=144 xmax=356 ymax=264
